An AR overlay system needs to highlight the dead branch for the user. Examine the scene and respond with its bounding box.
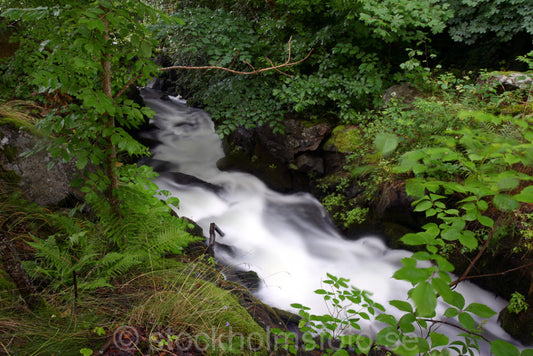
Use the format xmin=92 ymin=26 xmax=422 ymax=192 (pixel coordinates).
xmin=114 ymin=37 xmax=312 ymax=99
xmin=207 ymin=222 xmax=225 ymax=257
xmin=158 ymin=37 xmax=313 ymax=78
xmin=455 ymin=261 xmax=533 ymax=282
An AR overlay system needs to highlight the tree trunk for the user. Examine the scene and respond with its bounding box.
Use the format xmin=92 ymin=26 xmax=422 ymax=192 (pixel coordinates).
xmin=0 ymin=224 xmax=41 ymax=309
xmin=100 ymin=9 xmax=119 ymax=212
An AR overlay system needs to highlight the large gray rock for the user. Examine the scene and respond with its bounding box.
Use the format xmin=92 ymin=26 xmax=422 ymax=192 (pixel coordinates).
xmin=382 ymin=82 xmax=421 ymax=107
xmin=0 ymin=124 xmax=78 ymax=206
xmin=484 ymin=72 xmax=533 ymax=90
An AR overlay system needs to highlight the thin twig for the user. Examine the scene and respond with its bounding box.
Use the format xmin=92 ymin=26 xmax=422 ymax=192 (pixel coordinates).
xmin=451 ymin=216 xmax=502 ymax=288
xmin=115 ymin=73 xmax=143 ymax=99
xmin=457 ymin=261 xmax=533 ymax=281
xmin=420 ymin=318 xmax=490 ymax=343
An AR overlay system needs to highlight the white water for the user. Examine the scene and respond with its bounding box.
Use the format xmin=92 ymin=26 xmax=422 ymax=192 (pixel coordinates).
xmin=140 ymin=88 xmax=523 ymax=352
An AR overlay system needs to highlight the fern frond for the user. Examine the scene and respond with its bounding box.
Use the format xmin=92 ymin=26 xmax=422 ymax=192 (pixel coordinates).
xmin=78 ymin=277 xmax=113 ymax=291
xmin=97 ymin=252 xmax=145 ymax=277
xmin=149 ymin=226 xmax=193 ymax=255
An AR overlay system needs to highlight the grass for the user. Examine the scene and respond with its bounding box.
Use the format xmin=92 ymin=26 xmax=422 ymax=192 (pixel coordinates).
xmin=0 ymin=263 xmax=269 ymax=355
xmin=0 ymin=100 xmax=40 ymax=130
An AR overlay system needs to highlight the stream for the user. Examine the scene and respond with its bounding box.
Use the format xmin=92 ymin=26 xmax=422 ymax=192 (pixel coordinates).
xmin=139 ymin=87 xmax=523 ymax=353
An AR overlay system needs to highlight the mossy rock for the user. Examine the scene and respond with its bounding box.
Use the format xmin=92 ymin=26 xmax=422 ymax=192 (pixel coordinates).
xmin=499 ymin=306 xmax=533 ymax=345
xmin=323 ymin=125 xmax=363 ymax=153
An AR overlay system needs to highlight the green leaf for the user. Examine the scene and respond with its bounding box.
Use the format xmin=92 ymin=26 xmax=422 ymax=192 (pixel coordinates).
xmin=444 ymin=307 xmax=458 ymax=318
xmin=389 ymin=300 xmax=413 ymax=313
xmin=491 ymin=339 xmax=520 ymax=356
xmin=514 ymin=186 xmax=533 ymax=203
xmin=393 ymin=266 xmax=433 ymax=285
xmin=458 ymin=230 xmax=478 ymax=249
xmin=76 ymin=156 xmax=88 ymax=170
xmin=139 ymin=40 xmax=152 ymax=58
xmin=476 ymin=199 xmax=488 ymax=211
xmin=446 ymin=291 xmax=465 ymax=309
xmin=405 ymin=179 xmax=425 ymax=198
xmin=80 ymin=348 xmax=94 ymax=356
xmin=374 ymin=132 xmax=399 ymax=157
xmin=493 ymin=194 xmax=519 ymax=212
xmin=430 ymin=332 xmax=449 ymax=348
xmin=442 ymin=227 xmax=460 ymax=241
xmin=355 ymin=335 xmax=372 ymax=353
xmin=478 ymin=215 xmax=494 ymax=228
xmin=409 ymin=282 xmax=436 ymax=317
xmin=414 ymin=199 xmax=433 ymax=212
xmin=458 ymin=312 xmax=476 ymax=330
xmin=376 ymin=326 xmax=399 ymax=347
xmin=431 ymin=277 xmax=453 ymax=300
xmin=464 ymin=303 xmax=496 ymax=318
xmin=376 ymin=314 xmax=397 ymax=327
xmin=398 ymin=313 xmax=415 ymax=333
xmin=401 ymin=232 xmax=432 ymax=245
xmin=498 ymin=176 xmax=520 ymax=192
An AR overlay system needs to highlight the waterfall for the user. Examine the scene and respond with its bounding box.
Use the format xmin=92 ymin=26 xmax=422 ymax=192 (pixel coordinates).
xmin=140 ymin=88 xmax=523 ymax=353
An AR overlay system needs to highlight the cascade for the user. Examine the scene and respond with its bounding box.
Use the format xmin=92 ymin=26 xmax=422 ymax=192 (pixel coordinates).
xmin=140 ymin=88 xmax=523 ymax=353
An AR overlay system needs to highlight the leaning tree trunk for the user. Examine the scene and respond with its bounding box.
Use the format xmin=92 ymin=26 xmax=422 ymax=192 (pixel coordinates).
xmin=0 ymin=222 xmax=41 ymax=309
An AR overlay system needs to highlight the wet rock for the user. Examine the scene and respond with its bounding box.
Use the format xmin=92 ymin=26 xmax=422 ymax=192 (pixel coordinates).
xmin=498 ymin=306 xmax=533 ymax=345
xmin=219 ymin=119 xmax=331 ymax=192
xmin=295 ymin=153 xmax=324 ymax=175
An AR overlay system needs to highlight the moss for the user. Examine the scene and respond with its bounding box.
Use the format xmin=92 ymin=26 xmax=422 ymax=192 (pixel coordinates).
xmin=324 ymin=125 xmax=363 ymax=153
xmin=299 ymin=114 xmax=330 ymax=127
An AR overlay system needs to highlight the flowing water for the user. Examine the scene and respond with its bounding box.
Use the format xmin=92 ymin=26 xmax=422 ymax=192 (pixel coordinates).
xmin=140 ymin=88 xmax=523 ymax=352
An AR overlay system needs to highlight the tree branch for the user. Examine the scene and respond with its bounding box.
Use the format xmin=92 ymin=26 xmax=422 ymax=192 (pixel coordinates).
xmin=115 ymin=73 xmax=143 ymax=99
xmin=456 ymin=261 xmax=533 ymax=282
xmin=114 ymin=38 xmax=312 ymax=98
xmin=158 ymin=37 xmax=313 ymax=78
xmin=420 ymin=318 xmax=490 ymax=343
xmin=451 ymin=216 xmax=502 ymax=288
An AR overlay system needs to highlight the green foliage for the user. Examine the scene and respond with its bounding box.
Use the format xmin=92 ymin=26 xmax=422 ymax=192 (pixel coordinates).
xmin=319 ymin=176 xmax=368 ymax=229
xmin=2 ymin=1 xmax=164 ymax=211
xmin=507 ymin=292 xmax=529 ymax=315
xmin=23 ymin=183 xmax=200 ymax=292
xmin=275 ymin=274 xmax=385 ymax=355
xmin=442 ymin=0 xmax=533 ymax=45
xmin=281 ymin=272 xmax=530 ymax=355
xmin=155 ymin=0 xmax=453 ymax=133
